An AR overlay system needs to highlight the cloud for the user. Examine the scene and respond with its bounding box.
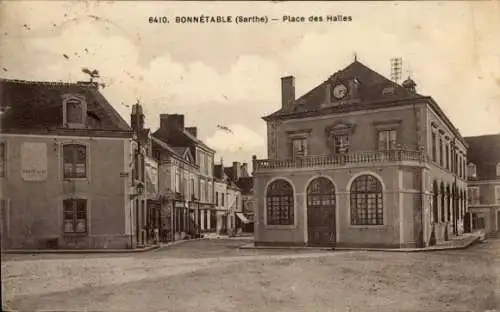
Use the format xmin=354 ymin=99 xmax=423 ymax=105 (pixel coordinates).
xmin=206 ymin=124 xmax=265 ymax=154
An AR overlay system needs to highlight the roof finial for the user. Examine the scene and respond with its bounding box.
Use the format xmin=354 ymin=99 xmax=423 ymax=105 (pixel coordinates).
xmin=354 ymin=52 xmax=358 ymax=62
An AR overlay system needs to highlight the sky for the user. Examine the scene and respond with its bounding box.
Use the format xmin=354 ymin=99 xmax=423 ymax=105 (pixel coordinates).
xmin=1 ymin=1 xmax=499 ymax=167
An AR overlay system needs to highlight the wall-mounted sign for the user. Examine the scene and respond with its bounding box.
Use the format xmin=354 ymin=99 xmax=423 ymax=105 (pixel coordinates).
xmin=21 ymin=142 xmax=48 ymax=181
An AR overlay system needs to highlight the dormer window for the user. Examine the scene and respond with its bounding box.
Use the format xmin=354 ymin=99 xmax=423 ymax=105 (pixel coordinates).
xmin=62 ymin=94 xmax=87 ymax=128
xmin=467 ymin=163 xmax=477 ymax=178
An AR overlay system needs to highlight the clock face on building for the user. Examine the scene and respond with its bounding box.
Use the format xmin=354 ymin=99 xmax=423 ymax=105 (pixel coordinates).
xmin=332 ymin=84 xmax=348 ymax=99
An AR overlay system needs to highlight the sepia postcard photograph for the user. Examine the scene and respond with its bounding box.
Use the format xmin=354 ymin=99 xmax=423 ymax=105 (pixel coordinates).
xmin=0 ymin=0 xmax=499 ymax=311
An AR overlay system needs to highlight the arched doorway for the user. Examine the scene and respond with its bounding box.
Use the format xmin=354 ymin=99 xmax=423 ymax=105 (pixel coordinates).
xmin=307 ymin=177 xmax=336 ymax=247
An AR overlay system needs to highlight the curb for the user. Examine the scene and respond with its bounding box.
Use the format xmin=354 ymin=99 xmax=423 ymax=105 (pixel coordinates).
xmin=239 ymin=236 xmax=481 ymax=253
xmin=154 ymin=237 xmax=209 ymax=250
xmin=4 ymin=245 xmax=161 ymax=255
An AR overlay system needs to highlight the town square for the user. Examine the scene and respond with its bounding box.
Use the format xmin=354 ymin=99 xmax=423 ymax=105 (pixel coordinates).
xmin=1 ymin=1 xmax=499 ymax=311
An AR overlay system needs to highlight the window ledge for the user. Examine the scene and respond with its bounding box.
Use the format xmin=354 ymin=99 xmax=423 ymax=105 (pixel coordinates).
xmin=264 ymin=224 xmax=296 ymax=230
xmin=63 ymin=233 xmax=88 ymax=237
xmin=348 ymin=225 xmax=387 ymax=230
xmin=63 ymin=178 xmax=89 ymax=181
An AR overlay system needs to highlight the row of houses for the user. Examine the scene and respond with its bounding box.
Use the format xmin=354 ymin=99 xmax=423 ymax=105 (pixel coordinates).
xmin=0 ymin=78 xmax=254 ymax=250
xmin=251 ymin=59 xmax=500 ymax=248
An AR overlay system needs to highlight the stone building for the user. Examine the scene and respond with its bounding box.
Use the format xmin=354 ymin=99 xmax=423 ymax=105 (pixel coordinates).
xmin=465 ymin=134 xmax=500 ymax=235
xmin=151 ymin=114 xmax=216 ymax=240
xmin=0 ymin=79 xmax=139 ymax=249
xmin=252 ymin=59 xmax=468 ymax=248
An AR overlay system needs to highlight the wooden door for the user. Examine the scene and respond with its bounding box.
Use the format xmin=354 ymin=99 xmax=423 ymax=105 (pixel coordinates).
xmin=307 ymin=178 xmax=336 ymax=247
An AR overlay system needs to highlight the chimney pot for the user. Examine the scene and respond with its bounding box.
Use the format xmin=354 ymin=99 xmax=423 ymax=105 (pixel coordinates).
xmin=232 ymin=161 xmax=241 ymax=181
xmin=186 ymin=127 xmax=197 ymax=138
xmin=159 ymin=114 xmax=185 ymax=131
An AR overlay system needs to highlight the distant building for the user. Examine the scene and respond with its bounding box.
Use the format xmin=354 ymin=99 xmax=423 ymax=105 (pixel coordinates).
xmin=252 ymin=60 xmax=468 ymax=249
xmin=0 ymin=79 xmax=137 ymax=249
xmin=465 ymin=134 xmax=500 ymax=234
xmin=151 ymin=114 xmax=216 ymax=240
xmin=237 ymin=174 xmax=255 ymax=233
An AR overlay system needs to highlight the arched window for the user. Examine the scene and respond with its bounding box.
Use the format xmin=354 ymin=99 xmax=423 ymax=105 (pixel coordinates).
xmin=266 ymin=179 xmax=294 ymax=225
xmin=432 ymin=181 xmax=439 ymax=223
xmin=467 ymin=163 xmax=477 ymax=178
xmin=63 ymin=144 xmax=87 ymax=179
xmin=350 ymin=174 xmax=383 ymax=225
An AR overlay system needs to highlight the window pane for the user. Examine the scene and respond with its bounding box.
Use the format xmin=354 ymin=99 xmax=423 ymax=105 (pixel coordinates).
xmin=64 ymin=220 xmax=75 ymax=232
xmin=350 ymin=175 xmax=383 ymax=225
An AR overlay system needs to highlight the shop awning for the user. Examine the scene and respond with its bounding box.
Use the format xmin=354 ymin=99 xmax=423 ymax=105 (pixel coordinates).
xmin=236 ymin=212 xmax=252 ymax=224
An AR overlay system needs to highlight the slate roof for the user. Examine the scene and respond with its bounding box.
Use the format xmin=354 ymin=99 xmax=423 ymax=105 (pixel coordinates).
xmin=213 ymin=164 xmax=226 ymax=180
xmin=262 ymin=60 xmax=467 ymax=146
xmin=151 ymin=135 xmax=197 ymax=168
xmin=236 ymin=177 xmax=254 ymax=194
xmin=464 ymin=134 xmax=500 ymax=181
xmin=0 ymin=79 xmax=131 ymax=135
xmin=263 ymin=60 xmax=421 ymax=121
xmin=152 ymin=127 xmax=214 ymax=154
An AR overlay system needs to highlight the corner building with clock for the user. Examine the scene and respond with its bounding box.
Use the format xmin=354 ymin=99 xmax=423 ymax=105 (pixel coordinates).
xmin=251 ymin=59 xmax=470 ymax=249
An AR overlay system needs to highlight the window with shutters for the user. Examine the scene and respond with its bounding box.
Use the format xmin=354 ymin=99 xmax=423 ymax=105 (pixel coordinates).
xmin=467 ymin=187 xmax=479 ymax=205
xmin=63 ymin=144 xmax=87 ymax=179
xmin=63 ymin=198 xmax=87 ymax=233
xmin=431 ymin=132 xmax=437 ymax=162
xmin=495 ymin=186 xmax=500 ymax=205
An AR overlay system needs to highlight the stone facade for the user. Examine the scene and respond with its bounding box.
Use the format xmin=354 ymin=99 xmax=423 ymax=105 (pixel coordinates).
xmin=0 ymin=79 xmax=135 ymax=249
xmin=252 ymin=60 xmax=467 ymax=248
xmin=465 ymin=134 xmax=500 ymax=234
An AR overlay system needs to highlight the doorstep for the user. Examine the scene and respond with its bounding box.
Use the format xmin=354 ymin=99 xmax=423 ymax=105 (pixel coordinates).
xmin=4 ymin=244 xmax=161 ymax=254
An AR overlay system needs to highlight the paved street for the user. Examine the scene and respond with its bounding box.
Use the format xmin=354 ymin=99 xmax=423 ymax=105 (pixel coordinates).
xmin=3 ymin=237 xmax=500 ymax=312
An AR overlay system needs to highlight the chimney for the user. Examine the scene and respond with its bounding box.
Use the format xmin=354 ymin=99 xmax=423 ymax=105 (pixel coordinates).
xmin=232 ymin=161 xmax=241 ymax=181
xmin=159 ymin=114 xmax=185 ymax=131
xmin=186 ymin=127 xmax=197 ymax=137
xmin=281 ymin=76 xmax=295 ymax=112
xmin=220 ymin=157 xmax=224 ymax=179
xmin=241 ymin=163 xmax=248 ymax=177
xmin=324 ymin=83 xmax=332 ymax=106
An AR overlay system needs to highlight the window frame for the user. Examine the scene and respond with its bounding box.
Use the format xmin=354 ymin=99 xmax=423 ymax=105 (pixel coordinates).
xmin=62 ymin=94 xmax=87 ymax=129
xmin=62 ymin=198 xmax=88 ymax=235
xmin=495 ymin=185 xmax=500 ymax=205
xmin=467 ymin=163 xmax=477 ymax=179
xmin=377 ymin=129 xmax=397 ymax=151
xmin=62 ymin=143 xmax=88 ymax=180
xmin=496 ymin=163 xmax=500 ymax=177
xmin=0 ymin=141 xmax=6 ymax=178
xmin=349 ymin=174 xmax=384 ymax=226
xmin=265 ymin=179 xmax=295 ymax=228
xmin=431 ymin=132 xmax=437 ymax=162
xmin=467 ymin=186 xmax=480 ymax=206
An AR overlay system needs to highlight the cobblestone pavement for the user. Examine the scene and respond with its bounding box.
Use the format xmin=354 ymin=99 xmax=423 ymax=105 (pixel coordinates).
xmin=2 ymin=238 xmax=499 ymax=312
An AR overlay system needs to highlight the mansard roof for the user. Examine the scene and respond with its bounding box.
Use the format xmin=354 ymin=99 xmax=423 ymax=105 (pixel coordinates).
xmin=263 ymin=60 xmax=422 ymax=121
xmin=0 ymin=79 xmax=131 ymax=135
xmin=263 ymin=60 xmax=466 ymax=145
